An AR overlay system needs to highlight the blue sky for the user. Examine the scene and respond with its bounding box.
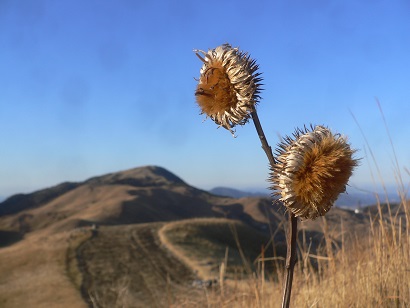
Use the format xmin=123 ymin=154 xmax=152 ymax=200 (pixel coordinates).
xmin=0 ymin=0 xmax=409 ymax=198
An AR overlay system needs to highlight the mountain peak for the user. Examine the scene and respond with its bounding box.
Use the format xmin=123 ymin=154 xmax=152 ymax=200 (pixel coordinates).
xmin=0 ymin=166 xmax=186 ymax=217
xmin=86 ymin=165 xmax=186 ymax=187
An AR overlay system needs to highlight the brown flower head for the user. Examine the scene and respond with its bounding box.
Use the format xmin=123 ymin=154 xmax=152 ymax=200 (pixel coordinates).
xmin=194 ymin=43 xmax=262 ymax=135
xmin=270 ymin=125 xmax=359 ymax=220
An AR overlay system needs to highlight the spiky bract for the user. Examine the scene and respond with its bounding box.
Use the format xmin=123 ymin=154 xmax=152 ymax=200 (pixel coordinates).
xmin=270 ymin=125 xmax=358 ymax=220
xmin=194 ymin=44 xmax=262 ymax=135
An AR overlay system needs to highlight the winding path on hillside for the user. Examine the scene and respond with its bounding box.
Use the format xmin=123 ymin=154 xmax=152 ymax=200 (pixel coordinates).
xmin=75 ymin=223 xmax=199 ymax=307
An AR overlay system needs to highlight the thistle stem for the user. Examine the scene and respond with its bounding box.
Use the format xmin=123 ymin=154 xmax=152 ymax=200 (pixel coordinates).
xmin=281 ymin=213 xmax=298 ymax=308
xmin=250 ymin=108 xmax=298 ymax=308
xmin=250 ymin=109 xmax=276 ymax=166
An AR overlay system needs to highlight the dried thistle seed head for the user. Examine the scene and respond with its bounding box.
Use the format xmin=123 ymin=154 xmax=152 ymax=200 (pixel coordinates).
xmin=270 ymin=125 xmax=359 ymax=220
xmin=194 ymin=43 xmax=263 ymax=135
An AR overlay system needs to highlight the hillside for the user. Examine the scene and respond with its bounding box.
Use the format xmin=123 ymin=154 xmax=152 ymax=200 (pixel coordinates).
xmin=0 ymin=166 xmax=281 ymax=238
xmin=0 ymin=165 xmax=375 ymax=307
xmin=210 ymin=187 xmax=269 ymax=198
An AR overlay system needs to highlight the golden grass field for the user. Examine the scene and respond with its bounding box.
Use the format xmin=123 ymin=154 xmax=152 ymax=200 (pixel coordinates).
xmin=0 ymin=166 xmax=408 ymax=307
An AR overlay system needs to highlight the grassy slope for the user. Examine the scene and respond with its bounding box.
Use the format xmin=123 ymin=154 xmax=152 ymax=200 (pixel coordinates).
xmin=76 ymin=223 xmax=199 ymax=307
xmin=0 ymin=230 xmax=88 ymax=308
xmin=0 ymin=203 xmax=408 ymax=307
xmin=159 ymin=218 xmax=282 ymax=280
xmin=1 ymin=166 xmax=406 ymax=307
xmin=188 ymin=200 xmax=410 ymax=307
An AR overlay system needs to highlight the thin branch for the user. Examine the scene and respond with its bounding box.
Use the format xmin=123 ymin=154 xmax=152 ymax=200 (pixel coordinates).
xmin=282 ymin=214 xmax=298 ymax=308
xmin=250 ymin=107 xmax=298 ymax=308
xmin=250 ymin=109 xmax=276 ymax=166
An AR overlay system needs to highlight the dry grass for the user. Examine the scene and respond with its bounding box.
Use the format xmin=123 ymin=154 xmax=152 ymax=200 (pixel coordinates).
xmin=0 ymin=194 xmax=408 ymax=308
xmin=159 ymin=218 xmax=280 ymax=280
xmin=184 ymin=197 xmax=409 ymax=307
xmin=187 ymin=105 xmax=410 ymax=307
xmin=0 ymin=230 xmax=89 ymax=308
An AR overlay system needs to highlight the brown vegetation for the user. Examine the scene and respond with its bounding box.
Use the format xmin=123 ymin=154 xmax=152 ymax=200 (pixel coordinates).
xmin=0 ymin=166 xmax=408 ymax=307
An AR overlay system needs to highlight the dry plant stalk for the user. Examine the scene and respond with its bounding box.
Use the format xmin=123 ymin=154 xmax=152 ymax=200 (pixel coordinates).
xmin=194 ymin=43 xmax=358 ymax=308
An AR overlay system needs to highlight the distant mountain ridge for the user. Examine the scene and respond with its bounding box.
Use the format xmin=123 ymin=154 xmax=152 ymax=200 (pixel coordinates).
xmin=210 ymin=186 xmax=397 ymax=209
xmin=84 ymin=165 xmax=186 ymax=187
xmin=0 ymin=164 xmax=390 ymax=243
xmin=0 ymin=165 xmax=280 ymax=239
xmin=1 ymin=165 xmax=399 ymax=221
xmin=210 ymin=187 xmax=269 ymax=198
xmin=0 ymin=166 xmax=185 ymax=217
xmin=0 ymin=182 xmax=80 ymax=216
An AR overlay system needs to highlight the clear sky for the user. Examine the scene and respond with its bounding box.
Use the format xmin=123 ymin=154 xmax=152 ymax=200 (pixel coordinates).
xmin=1 ymin=0 xmax=409 ymax=198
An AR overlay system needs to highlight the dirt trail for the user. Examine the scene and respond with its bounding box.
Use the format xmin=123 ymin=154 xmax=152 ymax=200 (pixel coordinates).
xmin=76 ymin=223 xmax=199 ymax=307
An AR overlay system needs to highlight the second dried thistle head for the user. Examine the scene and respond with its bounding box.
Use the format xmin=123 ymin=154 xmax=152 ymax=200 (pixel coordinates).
xmin=270 ymin=125 xmax=359 ymax=220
